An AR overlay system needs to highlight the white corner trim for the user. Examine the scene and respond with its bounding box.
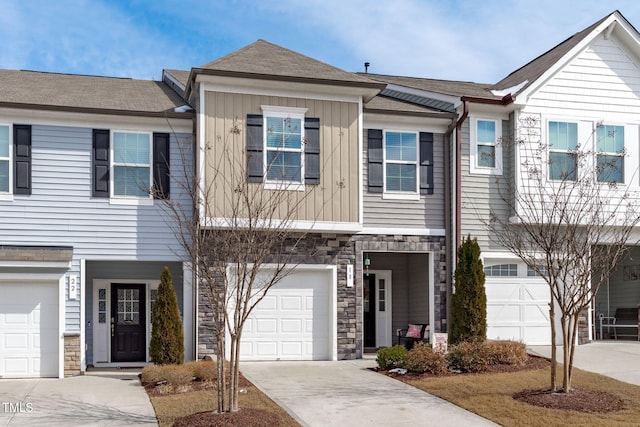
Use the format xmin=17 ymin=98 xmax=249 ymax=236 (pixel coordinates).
xmin=80 ymin=259 xmax=86 ymax=372
xmin=183 ymin=262 xmax=194 ymax=362
xmin=58 ymin=275 xmax=65 ymax=378
xmin=358 ymin=97 xmax=364 ymax=227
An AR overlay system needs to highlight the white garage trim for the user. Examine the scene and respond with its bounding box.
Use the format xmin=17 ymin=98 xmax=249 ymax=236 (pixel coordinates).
xmin=229 ymin=264 xmax=337 ymax=361
xmin=0 ymin=272 xmax=65 ymax=378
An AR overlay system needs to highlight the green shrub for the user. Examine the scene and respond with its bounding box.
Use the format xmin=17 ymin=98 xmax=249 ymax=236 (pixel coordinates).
xmin=376 ymin=345 xmax=408 ymax=370
xmin=149 ymin=266 xmax=185 ymax=364
xmin=402 ymin=343 xmax=448 ymax=374
xmin=140 ymin=364 xmax=163 ymax=383
xmin=482 ymin=340 xmax=528 ymax=365
xmin=450 ymin=235 xmax=487 ymax=345
xmin=447 ymin=341 xmax=488 ymax=372
xmin=161 ymin=364 xmax=192 ymax=386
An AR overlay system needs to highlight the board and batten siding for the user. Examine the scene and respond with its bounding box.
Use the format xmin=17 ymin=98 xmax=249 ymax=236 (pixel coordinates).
xmin=460 ymin=118 xmax=513 ymax=250
xmin=362 ymin=129 xmax=445 ymax=230
xmin=0 ymin=124 xmax=191 ymax=331
xmin=203 ymin=91 xmax=359 ymax=224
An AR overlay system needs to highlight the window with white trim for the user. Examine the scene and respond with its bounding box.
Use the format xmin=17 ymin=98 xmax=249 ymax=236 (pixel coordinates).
xmin=0 ymin=125 xmax=9 ymax=193
xmin=596 ymin=124 xmax=624 ymax=184
xmin=112 ymin=131 xmax=152 ymax=198
xmin=471 ymin=117 xmax=502 ymax=175
xmin=384 ymin=131 xmax=418 ymax=193
xmin=484 ymin=263 xmax=518 ymax=277
xmin=548 ymin=121 xmax=578 ymax=181
xmin=264 ymin=109 xmax=305 ymax=186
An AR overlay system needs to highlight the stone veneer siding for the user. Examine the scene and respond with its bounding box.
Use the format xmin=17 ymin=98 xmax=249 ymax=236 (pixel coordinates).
xmin=64 ymin=333 xmax=81 ymax=376
xmin=197 ymin=233 xmax=447 ymax=360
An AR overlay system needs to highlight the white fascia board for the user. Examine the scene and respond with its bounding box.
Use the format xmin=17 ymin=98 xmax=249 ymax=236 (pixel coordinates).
xmin=382 ymin=83 xmax=461 ymax=108
xmin=0 ymin=107 xmax=193 ymax=133
xmin=201 ymin=216 xmax=362 ymax=233
xmin=363 ymin=113 xmax=452 ymax=133
xmin=359 ymin=227 xmax=445 ymax=236
xmin=515 ymin=14 xmax=621 ymax=104
xmin=198 ymin=77 xmax=364 ymax=104
xmin=163 ymin=71 xmax=186 ymax=91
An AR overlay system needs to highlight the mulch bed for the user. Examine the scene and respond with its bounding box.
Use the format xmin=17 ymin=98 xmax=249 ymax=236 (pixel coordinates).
xmin=379 ymin=355 xmax=624 ymax=414
xmin=513 ymin=388 xmax=624 ymax=413
xmin=173 ymin=408 xmax=283 ymax=427
xmin=141 ymin=374 xmax=252 ymax=397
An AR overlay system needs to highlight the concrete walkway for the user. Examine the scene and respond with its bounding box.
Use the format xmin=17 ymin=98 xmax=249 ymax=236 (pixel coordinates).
xmin=529 ymin=341 xmax=640 ymax=386
xmin=0 ymin=369 xmax=157 ymax=427
xmin=240 ymin=358 xmax=498 ymax=427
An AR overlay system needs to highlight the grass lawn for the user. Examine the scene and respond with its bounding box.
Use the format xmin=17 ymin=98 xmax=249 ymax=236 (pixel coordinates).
xmin=407 ymin=365 xmax=640 ymax=426
xmin=148 ymin=384 xmax=300 ymax=427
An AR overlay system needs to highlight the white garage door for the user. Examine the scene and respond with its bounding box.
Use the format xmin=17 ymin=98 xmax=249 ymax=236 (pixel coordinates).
xmin=0 ymin=282 xmax=59 ymax=378
xmin=238 ymin=269 xmax=333 ymax=361
xmin=485 ymin=262 xmax=555 ymax=345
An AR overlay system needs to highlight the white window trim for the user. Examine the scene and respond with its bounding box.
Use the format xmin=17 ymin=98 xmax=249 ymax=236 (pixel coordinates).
xmin=546 ymin=119 xmax=580 ymax=183
xmin=109 ymin=130 xmax=153 ymax=201
xmin=0 ymin=123 xmax=12 ymax=200
xmin=470 ymin=117 xmax=503 ymax=175
xmin=382 ymin=130 xmax=420 ymax=200
xmin=595 ymin=123 xmax=626 ymax=185
xmin=261 ymin=105 xmax=307 ymax=192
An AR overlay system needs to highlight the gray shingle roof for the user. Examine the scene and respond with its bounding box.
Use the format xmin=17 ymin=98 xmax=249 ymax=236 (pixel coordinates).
xmin=0 ymin=69 xmax=192 ymax=117
xmin=364 ymin=95 xmax=456 ymax=118
xmin=362 ymin=73 xmax=499 ymax=100
xmin=195 ymin=40 xmax=384 ymax=89
xmin=164 ymin=69 xmax=190 ymax=88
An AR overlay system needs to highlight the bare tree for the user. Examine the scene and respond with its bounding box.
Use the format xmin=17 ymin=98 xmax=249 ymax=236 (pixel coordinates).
xmin=484 ymin=114 xmax=640 ymax=392
xmin=159 ymin=118 xmax=340 ymax=412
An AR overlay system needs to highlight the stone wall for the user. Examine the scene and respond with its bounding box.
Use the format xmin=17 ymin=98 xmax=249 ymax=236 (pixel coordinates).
xmin=64 ymin=333 xmax=81 ymax=376
xmin=197 ymin=232 xmax=447 ymax=360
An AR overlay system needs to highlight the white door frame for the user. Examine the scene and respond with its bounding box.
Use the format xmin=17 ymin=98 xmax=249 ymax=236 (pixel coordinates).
xmin=368 ymin=270 xmax=392 ymax=348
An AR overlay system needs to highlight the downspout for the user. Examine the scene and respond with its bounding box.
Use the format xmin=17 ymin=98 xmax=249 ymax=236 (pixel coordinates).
xmin=454 ymin=100 xmax=469 ymax=249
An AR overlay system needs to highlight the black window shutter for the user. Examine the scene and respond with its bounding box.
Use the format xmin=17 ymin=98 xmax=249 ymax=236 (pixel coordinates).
xmin=304 ymin=118 xmax=320 ymax=185
xmin=367 ymin=129 xmax=383 ymax=193
xmin=419 ymin=132 xmax=434 ymax=195
xmin=14 ymin=125 xmax=31 ymax=195
xmin=92 ymin=129 xmax=110 ymax=198
xmin=153 ymin=132 xmax=170 ymax=199
xmin=246 ymin=114 xmax=263 ymax=183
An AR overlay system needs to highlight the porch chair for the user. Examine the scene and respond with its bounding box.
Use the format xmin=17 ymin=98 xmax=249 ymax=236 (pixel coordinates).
xmin=397 ymin=323 xmax=430 ymax=349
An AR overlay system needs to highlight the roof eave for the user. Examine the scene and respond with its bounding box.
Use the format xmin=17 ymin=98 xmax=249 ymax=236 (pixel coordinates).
xmin=363 ymin=107 xmax=457 ymax=120
xmin=0 ymin=102 xmax=195 ymax=119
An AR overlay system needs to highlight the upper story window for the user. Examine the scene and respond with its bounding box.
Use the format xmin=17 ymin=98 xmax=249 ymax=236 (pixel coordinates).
xmin=470 ymin=117 xmax=502 ymax=175
xmin=384 ymin=131 xmax=418 ymax=193
xmin=112 ymin=131 xmax=152 ymax=198
xmin=548 ymin=121 xmax=578 ymax=181
xmin=596 ymin=124 xmax=624 ymax=184
xmin=243 ymin=106 xmax=319 ymax=191
xmin=0 ymin=126 xmax=9 ymax=193
xmin=265 ymin=113 xmax=304 ymax=185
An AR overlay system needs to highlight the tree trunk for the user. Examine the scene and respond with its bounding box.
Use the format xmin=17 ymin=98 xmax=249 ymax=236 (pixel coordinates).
xmin=561 ymin=314 xmax=571 ymax=393
xmin=549 ymin=297 xmax=557 ymax=391
xmin=216 ymin=325 xmax=226 ymax=412
xmin=228 ymin=334 xmax=239 ymax=412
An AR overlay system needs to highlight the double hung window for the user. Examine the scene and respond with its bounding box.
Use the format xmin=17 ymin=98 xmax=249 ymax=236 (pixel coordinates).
xmin=384 ymin=131 xmax=418 ymax=193
xmin=265 ymin=114 xmax=304 ymax=184
xmin=112 ymin=131 xmax=152 ymax=198
xmin=548 ymin=121 xmax=578 ymax=181
xmin=0 ymin=126 xmax=9 ymax=193
xmin=596 ymin=124 xmax=624 ymax=184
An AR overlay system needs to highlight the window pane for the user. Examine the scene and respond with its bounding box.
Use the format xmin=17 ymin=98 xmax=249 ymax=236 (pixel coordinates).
xmin=266 ymin=117 xmax=301 ymax=149
xmin=597 ymin=154 xmax=623 ymax=183
xmin=0 ymin=126 xmax=9 ymax=158
xmin=477 ymin=120 xmax=496 ymax=143
xmin=549 ymin=152 xmax=576 ymax=181
xmin=114 ymin=132 xmax=150 ymax=164
xmin=477 ymin=145 xmax=495 ymax=168
xmin=597 ymin=125 xmax=624 ymax=153
xmin=266 ymin=151 xmax=301 ymax=182
xmin=0 ymin=160 xmax=8 ymax=192
xmin=114 ymin=165 xmax=150 ymax=197
xmin=386 ymin=163 xmax=416 ymax=192
xmin=548 ymin=122 xmax=577 ymax=151
xmin=386 ymin=132 xmax=416 ymax=162
xmin=484 ymin=264 xmax=518 ymax=277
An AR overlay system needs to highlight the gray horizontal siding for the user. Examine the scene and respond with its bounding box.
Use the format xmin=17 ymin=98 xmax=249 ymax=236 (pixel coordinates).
xmin=0 ymin=124 xmax=192 ymax=331
xmin=363 ymin=129 xmax=446 ymax=230
xmin=460 ymin=118 xmax=513 ymax=250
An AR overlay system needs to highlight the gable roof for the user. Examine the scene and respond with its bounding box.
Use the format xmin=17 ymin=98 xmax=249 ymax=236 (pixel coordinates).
xmin=0 ymin=69 xmax=192 ymax=118
xmin=190 ymin=39 xmax=385 ymax=92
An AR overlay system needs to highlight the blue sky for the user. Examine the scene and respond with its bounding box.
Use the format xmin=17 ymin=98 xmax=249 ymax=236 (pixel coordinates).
xmin=3 ymin=1 xmax=640 ymax=83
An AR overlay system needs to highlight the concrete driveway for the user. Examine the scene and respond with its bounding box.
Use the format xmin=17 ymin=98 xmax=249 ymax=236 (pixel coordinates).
xmin=240 ymin=358 xmax=498 ymax=427
xmin=529 ymin=340 xmax=640 ymax=386
xmin=0 ymin=370 xmax=156 ymax=427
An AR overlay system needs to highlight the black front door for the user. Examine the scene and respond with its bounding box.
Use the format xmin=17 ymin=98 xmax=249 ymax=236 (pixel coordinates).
xmin=111 ymin=284 xmax=146 ymax=362
xmin=363 ymin=274 xmax=376 ymax=347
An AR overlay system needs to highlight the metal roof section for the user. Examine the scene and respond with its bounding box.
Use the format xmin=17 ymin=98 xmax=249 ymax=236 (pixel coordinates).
xmin=380 ymin=88 xmax=456 ymax=113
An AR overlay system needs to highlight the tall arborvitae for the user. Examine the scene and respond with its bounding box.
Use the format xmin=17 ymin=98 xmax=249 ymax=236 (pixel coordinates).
xmin=449 ymin=235 xmax=487 ymax=344
xmin=149 ymin=266 xmax=184 ymax=364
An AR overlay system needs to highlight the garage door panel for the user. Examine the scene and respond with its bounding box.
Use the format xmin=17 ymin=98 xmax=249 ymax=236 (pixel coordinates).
xmin=237 ymin=269 xmax=332 ymax=361
xmin=0 ymin=282 xmax=59 ymax=378
xmin=487 ymin=305 xmax=520 ymax=322
xmin=524 ymin=305 xmax=550 ymax=322
xmin=523 ymin=286 xmax=548 ymax=300
xmin=488 ymin=326 xmax=523 ymax=341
